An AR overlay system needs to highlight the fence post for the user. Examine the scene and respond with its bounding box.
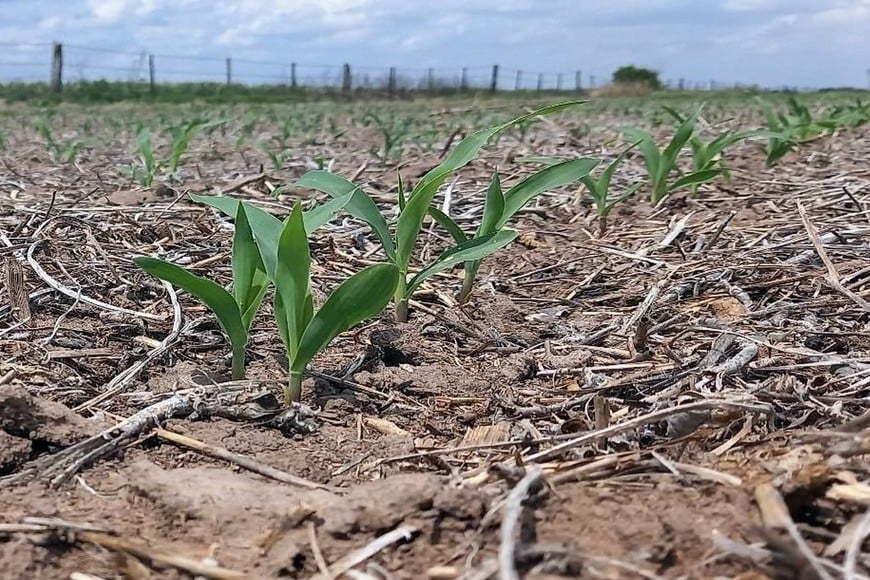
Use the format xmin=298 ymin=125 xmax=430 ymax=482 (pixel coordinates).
xmin=575 ymin=70 xmax=582 ymax=94
xmin=514 ymin=70 xmax=522 ymax=91
xmin=342 ymin=63 xmax=352 ymax=94
xmin=388 ymin=66 xmax=396 ymax=97
xmin=490 ymin=64 xmax=499 ymax=92
xmin=225 ymin=57 xmax=232 ymax=86
xmin=557 ymin=73 xmax=563 ymax=91
xmin=460 ymin=67 xmax=468 ymax=91
xmin=148 ymin=54 xmax=155 ymax=95
xmin=50 ymin=42 xmax=63 ymax=94
xmin=427 ymin=67 xmax=434 ymax=93
xmin=536 ymin=73 xmax=543 ymax=92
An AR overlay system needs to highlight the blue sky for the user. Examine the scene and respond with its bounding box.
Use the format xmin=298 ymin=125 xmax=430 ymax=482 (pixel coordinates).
xmin=1 ymin=0 xmax=868 ymax=89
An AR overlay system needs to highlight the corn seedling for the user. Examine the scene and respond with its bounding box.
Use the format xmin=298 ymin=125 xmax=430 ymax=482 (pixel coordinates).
xmin=363 ymin=112 xmax=409 ymax=162
xmin=576 ymin=143 xmax=641 ymax=234
xmin=133 ymin=190 xmax=355 ymax=382
xmin=258 ymin=142 xmax=291 ymax=171
xmin=35 ymin=118 xmax=83 ymax=164
xmin=662 ymin=106 xmax=761 ymax=185
xmin=620 ymin=111 xmax=724 ymax=204
xmin=134 ymin=203 xmax=267 ymax=380
xmin=298 ymin=102 xmax=590 ymax=319
xmin=167 ymin=119 xmax=223 ymax=176
xmin=132 ymin=126 xmax=158 ymax=186
xmin=429 ymin=156 xmax=599 ymax=303
xmin=270 ymin=203 xmax=399 ymax=403
xmin=757 ymin=97 xmax=830 ymax=166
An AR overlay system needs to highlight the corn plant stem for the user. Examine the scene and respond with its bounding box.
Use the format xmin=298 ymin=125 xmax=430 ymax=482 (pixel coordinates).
xmin=394 ymin=298 xmax=409 ymax=322
xmin=231 ymin=347 xmax=246 ymax=381
xmin=394 ymin=277 xmax=410 ymax=322
xmin=286 ymin=371 xmax=304 ymax=405
xmin=457 ymin=260 xmax=481 ymax=305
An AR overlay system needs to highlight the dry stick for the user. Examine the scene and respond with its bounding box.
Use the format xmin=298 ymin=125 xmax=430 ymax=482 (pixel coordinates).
xmin=26 ymin=239 xmax=164 ymax=321
xmin=707 ymin=339 xmax=759 ymax=374
xmin=498 ymin=466 xmax=543 ymax=580
xmin=76 ymin=531 xmax=252 ymax=580
xmin=308 ymin=522 xmax=333 ymax=579
xmin=74 ymin=280 xmax=182 ymax=412
xmin=754 ymin=483 xmax=834 ymax=580
xmin=844 ymin=508 xmax=870 ymax=580
xmin=154 ymin=428 xmax=337 ymax=493
xmin=522 ymin=400 xmax=771 ymax=464
xmin=311 ymin=527 xmax=417 ymax=580
xmin=702 ymin=210 xmax=736 ymax=252
xmin=619 ymin=284 xmax=661 ymax=335
xmin=797 ymin=203 xmax=870 ymax=313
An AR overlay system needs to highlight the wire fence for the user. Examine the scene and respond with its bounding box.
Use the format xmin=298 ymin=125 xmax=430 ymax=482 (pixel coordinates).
xmin=0 ymin=41 xmax=770 ymax=97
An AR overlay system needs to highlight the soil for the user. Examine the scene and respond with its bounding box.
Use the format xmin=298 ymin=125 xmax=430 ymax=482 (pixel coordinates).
xmin=0 ymin=98 xmax=868 ymax=579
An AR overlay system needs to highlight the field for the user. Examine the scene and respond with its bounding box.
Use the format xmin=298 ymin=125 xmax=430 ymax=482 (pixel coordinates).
xmin=0 ymin=90 xmax=869 ymax=579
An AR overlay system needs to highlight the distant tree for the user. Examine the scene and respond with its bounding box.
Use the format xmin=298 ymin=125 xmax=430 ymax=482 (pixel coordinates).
xmin=612 ymin=66 xmax=661 ymax=89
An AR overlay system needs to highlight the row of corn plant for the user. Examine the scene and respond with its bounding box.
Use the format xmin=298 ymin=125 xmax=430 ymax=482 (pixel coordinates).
xmin=132 ymin=95 xmax=853 ymax=405
xmin=134 ymin=102 xmax=602 ymax=404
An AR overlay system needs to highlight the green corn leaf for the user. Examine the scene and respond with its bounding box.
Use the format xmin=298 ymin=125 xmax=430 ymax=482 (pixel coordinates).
xmin=272 ymin=294 xmax=292 ymax=373
xmin=427 ymin=206 xmax=467 ymax=244
xmin=397 ymin=102 xmax=585 ymax=273
xmin=606 ymin=183 xmax=643 ymax=212
xmin=579 ymin=175 xmax=603 ymax=212
xmin=661 ymin=112 xmax=697 ymax=169
xmin=302 ymin=190 xmax=356 ymax=231
xmin=661 ymin=105 xmax=687 ymax=124
xmin=397 ymin=172 xmax=407 ymax=212
xmin=498 ymin=157 xmax=599 ymax=228
xmin=598 ymin=142 xmax=639 ymax=201
xmin=478 ymin=171 xmax=505 ymax=236
xmin=133 ymin=256 xmax=247 ymax=378
xmin=231 ymin=203 xmax=267 ymax=330
xmin=296 ymin=170 xmax=396 ymax=260
xmin=293 ymin=263 xmax=399 ymax=374
xmin=414 ymin=101 xmax=585 ymax=197
xmin=406 ymin=229 xmax=518 ymax=295
xmin=669 ymin=169 xmax=723 ymax=192
xmin=395 ymin=173 xmax=450 ymax=272
xmin=620 ymin=127 xmax=660 ymax=181
xmin=191 ymin=194 xmax=351 ymax=280
xmin=274 ymin=203 xmax=312 ymax=362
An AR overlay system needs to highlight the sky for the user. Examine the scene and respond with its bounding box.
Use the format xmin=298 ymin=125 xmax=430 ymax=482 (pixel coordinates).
xmin=1 ymin=0 xmax=868 ymax=89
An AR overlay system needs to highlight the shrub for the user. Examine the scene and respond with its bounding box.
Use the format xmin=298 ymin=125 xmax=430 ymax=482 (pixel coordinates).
xmin=612 ymin=66 xmax=661 ymax=90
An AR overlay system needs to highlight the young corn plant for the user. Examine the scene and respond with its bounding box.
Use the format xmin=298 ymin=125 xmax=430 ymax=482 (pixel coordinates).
xmin=662 ymin=106 xmax=761 ymax=184
xmin=620 ymin=111 xmax=724 ymax=204
xmin=133 ymin=203 xmax=267 ymax=380
xmin=133 ymin=193 xmax=355 ymax=382
xmin=166 ymin=119 xmax=223 ymax=177
xmin=132 ymin=126 xmax=158 ymax=187
xmin=428 ymin=156 xmax=600 ymax=303
xmin=362 ymin=111 xmax=410 ymax=162
xmin=297 ymin=101 xmax=589 ymax=320
xmin=258 ymin=142 xmax=291 ymax=172
xmin=271 ymin=203 xmax=399 ymax=403
xmin=35 ymin=118 xmax=83 ymax=164
xmin=576 ymin=143 xmax=641 ymax=235
xmin=756 ymin=97 xmax=836 ymax=166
